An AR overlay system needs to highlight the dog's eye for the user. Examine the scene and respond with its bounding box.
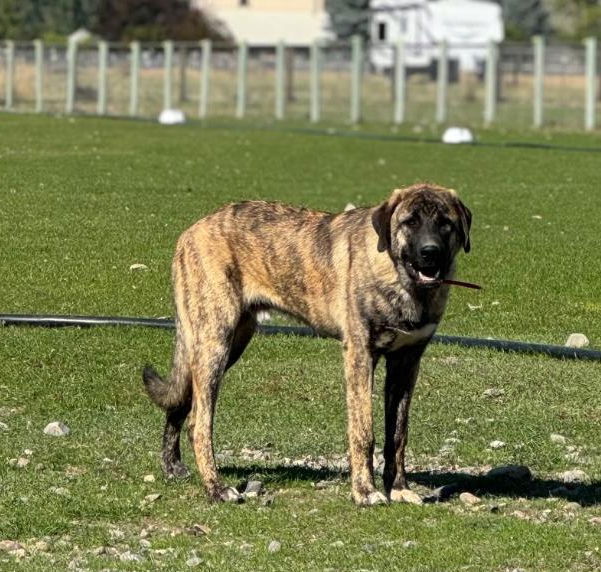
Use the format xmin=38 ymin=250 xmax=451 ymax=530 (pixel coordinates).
xmin=440 ymin=222 xmax=452 ymax=234
xmin=402 ymin=216 xmax=420 ymax=228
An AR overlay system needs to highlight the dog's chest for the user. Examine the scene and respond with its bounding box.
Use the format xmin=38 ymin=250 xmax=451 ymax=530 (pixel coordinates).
xmin=373 ymin=323 xmax=437 ymax=351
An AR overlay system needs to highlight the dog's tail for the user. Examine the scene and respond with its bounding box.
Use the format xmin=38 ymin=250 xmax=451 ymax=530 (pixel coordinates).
xmin=142 ymin=363 xmax=190 ymax=411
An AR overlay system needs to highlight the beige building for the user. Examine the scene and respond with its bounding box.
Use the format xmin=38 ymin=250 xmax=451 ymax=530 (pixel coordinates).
xmin=195 ymin=0 xmax=331 ymax=46
xmin=200 ymin=0 xmax=324 ymax=11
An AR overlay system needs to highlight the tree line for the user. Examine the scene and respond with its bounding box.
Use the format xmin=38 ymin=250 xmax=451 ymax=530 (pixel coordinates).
xmin=0 ymin=0 xmax=224 ymax=42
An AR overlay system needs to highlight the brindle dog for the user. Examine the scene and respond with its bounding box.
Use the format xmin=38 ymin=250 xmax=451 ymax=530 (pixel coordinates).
xmin=143 ymin=183 xmax=472 ymax=505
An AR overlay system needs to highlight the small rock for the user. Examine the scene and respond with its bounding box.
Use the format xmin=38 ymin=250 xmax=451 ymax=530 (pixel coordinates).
xmin=119 ymin=551 xmax=143 ymax=562
xmin=588 ymin=517 xmax=601 ymax=525
xmin=565 ymin=333 xmax=589 ymax=348
xmin=489 ymin=440 xmax=506 ymax=450
xmin=390 ymin=489 xmax=423 ymax=505
xmin=564 ymin=502 xmax=581 ymax=511
xmin=43 ymin=421 xmax=70 ymax=437
xmin=92 ymin=546 xmax=107 ymax=556
xmin=486 ymin=465 xmax=532 ymax=481
xmin=344 ymin=203 xmax=356 ymax=211
xmin=186 ymin=556 xmax=203 ymax=567
xmin=558 ymin=469 xmax=591 ymax=484
xmin=243 ymin=480 xmax=264 ymax=499
xmin=129 ymin=263 xmax=149 ymax=272
xmin=33 ymin=540 xmax=50 ymax=552
xmin=550 ymin=433 xmax=567 ymax=445
xmin=459 ymin=492 xmax=481 ymax=505
xmin=49 ymin=487 xmax=70 ymax=497
xmin=143 ymin=493 xmax=161 ymax=504
xmin=267 ymin=540 xmax=281 ymax=553
xmin=0 ymin=540 xmax=24 ymax=553
xmin=16 ymin=457 xmax=29 ymax=469
xmin=139 ymin=539 xmax=151 ymax=549
xmin=402 ymin=540 xmax=417 ymax=549
xmin=330 ymin=541 xmax=344 ymax=548
xmin=482 ymin=388 xmax=505 ymax=398
xmin=143 ymin=474 xmax=155 ymax=483
xmin=0 ymin=422 xmax=8 ymax=431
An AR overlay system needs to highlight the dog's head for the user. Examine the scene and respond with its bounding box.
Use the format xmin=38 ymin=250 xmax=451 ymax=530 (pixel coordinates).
xmin=371 ymin=184 xmax=471 ymax=289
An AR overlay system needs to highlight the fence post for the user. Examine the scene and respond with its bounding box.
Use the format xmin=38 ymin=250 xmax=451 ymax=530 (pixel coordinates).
xmin=436 ymin=40 xmax=448 ymax=123
xmin=179 ymin=45 xmax=188 ymax=102
xmin=393 ymin=39 xmax=406 ymax=124
xmin=97 ymin=41 xmax=108 ymax=115
xmin=484 ymin=40 xmax=498 ymax=125
xmin=163 ymin=40 xmax=174 ymax=110
xmin=129 ymin=41 xmax=140 ymax=117
xmin=275 ymin=40 xmax=286 ymax=120
xmin=350 ymin=35 xmax=363 ymax=123
xmin=34 ymin=39 xmax=44 ymax=113
xmin=584 ymin=36 xmax=597 ymax=131
xmin=4 ymin=40 xmax=14 ymax=110
xmin=66 ymin=38 xmax=77 ymax=113
xmin=236 ymin=42 xmax=248 ymax=119
xmin=533 ymin=35 xmax=544 ymax=128
xmin=310 ymin=40 xmax=321 ymax=123
xmin=199 ymin=39 xmax=211 ymax=118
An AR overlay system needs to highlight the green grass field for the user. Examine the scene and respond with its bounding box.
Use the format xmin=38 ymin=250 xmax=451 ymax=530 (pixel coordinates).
xmin=1 ymin=114 xmax=601 ymax=570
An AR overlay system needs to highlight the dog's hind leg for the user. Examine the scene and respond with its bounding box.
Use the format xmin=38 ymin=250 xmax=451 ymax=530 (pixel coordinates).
xmin=184 ymin=309 xmax=256 ymax=502
xmin=160 ymin=312 xmax=256 ymax=481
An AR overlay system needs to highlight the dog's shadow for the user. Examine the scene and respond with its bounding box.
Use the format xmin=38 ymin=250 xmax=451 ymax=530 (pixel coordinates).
xmin=221 ymin=465 xmax=601 ymax=507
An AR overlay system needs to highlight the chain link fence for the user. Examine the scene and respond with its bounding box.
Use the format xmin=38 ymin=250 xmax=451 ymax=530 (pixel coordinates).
xmin=1 ymin=38 xmax=599 ymax=131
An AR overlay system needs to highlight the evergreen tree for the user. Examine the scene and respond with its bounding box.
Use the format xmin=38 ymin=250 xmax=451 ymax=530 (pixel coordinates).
xmin=325 ymin=0 xmax=370 ymax=40
xmin=499 ymin=0 xmax=551 ymax=40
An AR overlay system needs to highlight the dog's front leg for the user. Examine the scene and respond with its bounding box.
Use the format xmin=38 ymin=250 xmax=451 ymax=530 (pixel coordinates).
xmin=343 ymin=341 xmax=387 ymax=506
xmin=382 ymin=345 xmax=426 ymax=501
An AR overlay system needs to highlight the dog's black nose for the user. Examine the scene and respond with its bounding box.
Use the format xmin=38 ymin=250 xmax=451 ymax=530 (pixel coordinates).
xmin=420 ymin=244 xmax=441 ymax=262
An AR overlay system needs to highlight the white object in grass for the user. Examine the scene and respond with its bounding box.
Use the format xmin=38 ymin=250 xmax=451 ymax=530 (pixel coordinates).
xmin=158 ymin=109 xmax=186 ymax=125
xmin=442 ymin=127 xmax=474 ymax=144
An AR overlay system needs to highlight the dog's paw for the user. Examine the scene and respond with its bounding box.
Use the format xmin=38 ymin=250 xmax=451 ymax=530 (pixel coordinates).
xmin=353 ymin=490 xmax=389 ymax=506
xmin=218 ymin=487 xmax=244 ymax=503
xmin=163 ymin=461 xmax=190 ymax=480
xmin=389 ymin=488 xmax=423 ymax=505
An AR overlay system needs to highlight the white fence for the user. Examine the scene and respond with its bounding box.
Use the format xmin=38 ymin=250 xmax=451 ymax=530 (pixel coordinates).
xmin=1 ymin=36 xmax=599 ymax=131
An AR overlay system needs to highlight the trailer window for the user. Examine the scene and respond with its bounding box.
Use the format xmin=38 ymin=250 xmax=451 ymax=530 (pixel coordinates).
xmin=377 ymin=22 xmax=387 ymax=41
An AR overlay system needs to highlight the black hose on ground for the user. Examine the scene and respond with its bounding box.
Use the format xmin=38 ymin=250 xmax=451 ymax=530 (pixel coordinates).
xmin=1 ymin=313 xmax=599 ymax=362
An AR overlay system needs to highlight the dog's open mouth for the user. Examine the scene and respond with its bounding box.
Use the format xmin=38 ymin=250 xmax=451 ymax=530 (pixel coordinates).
xmin=405 ymin=262 xmax=442 ymax=287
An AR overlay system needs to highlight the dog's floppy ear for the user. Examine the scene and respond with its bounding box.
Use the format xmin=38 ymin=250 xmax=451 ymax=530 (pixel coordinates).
xmin=454 ymin=198 xmax=472 ymax=253
xmin=371 ymin=189 xmax=405 ymax=253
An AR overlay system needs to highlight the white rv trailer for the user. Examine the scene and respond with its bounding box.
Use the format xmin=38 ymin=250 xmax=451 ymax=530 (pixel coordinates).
xmin=370 ymin=0 xmax=504 ymax=77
